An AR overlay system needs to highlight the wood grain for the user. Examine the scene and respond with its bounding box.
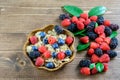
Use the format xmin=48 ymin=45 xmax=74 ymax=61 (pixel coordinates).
xmin=0 ymin=0 xmax=120 ymax=80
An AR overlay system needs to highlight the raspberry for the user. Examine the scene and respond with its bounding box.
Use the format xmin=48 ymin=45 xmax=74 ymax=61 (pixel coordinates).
xmin=29 ymin=36 xmax=38 ymax=45
xmin=54 ymin=25 xmax=63 ymax=34
xmin=91 ymin=54 xmax=99 ymax=63
xmin=86 ymin=22 xmax=96 ymax=31
xmin=57 ymin=52 xmax=65 ymax=60
xmin=52 ymin=43 xmax=59 ymax=49
xmin=65 ymin=50 xmax=72 ymax=56
xmin=79 ymin=59 xmax=91 ymax=67
xmin=95 ymin=37 xmax=104 ymax=44
xmin=79 ymin=18 xmax=85 ymax=23
xmin=87 ymin=32 xmax=98 ymax=40
xmin=61 ymin=19 xmax=71 ymax=27
xmin=38 ymin=45 xmax=47 ymax=53
xmin=67 ymin=23 xmax=78 ymax=32
xmin=103 ymin=63 xmax=108 ymax=72
xmin=71 ymin=16 xmax=78 ymax=23
xmin=48 ymin=36 xmax=56 ymax=44
xmin=80 ymin=67 xmax=90 ymax=75
xmin=80 ymin=13 xmax=88 ymax=20
xmin=95 ymin=25 xmax=105 ymax=35
xmin=45 ymin=62 xmax=55 ymax=68
xmin=87 ymin=48 xmax=94 ymax=56
xmin=90 ymin=16 xmax=98 ymax=22
xmin=99 ymin=33 xmax=106 ymax=39
xmin=110 ymin=24 xmax=119 ymax=31
xmin=84 ymin=19 xmax=91 ymax=26
xmin=104 ymin=27 xmax=112 ymax=36
xmin=99 ymin=54 xmax=110 ymax=63
xmin=107 ymin=50 xmax=117 ymax=58
xmin=58 ymin=38 xmax=65 ymax=45
xmin=90 ymin=42 xmax=99 ymax=49
xmin=91 ymin=67 xmax=98 ymax=74
xmin=29 ymin=51 xmax=40 ymax=59
xmin=35 ymin=57 xmax=44 ymax=67
xmin=43 ymin=50 xmax=51 ymax=59
xmin=65 ymin=36 xmax=74 ymax=45
xmin=77 ymin=21 xmax=85 ymax=30
xmin=59 ymin=14 xmax=70 ymax=20
xmin=100 ymin=42 xmax=110 ymax=51
xmin=80 ymin=36 xmax=89 ymax=44
xmin=94 ymin=48 xmax=103 ymax=57
xmin=104 ymin=20 xmax=111 ymax=26
xmin=109 ymin=38 xmax=118 ymax=49
xmin=104 ymin=37 xmax=111 ymax=44
xmin=97 ymin=16 xmax=104 ymax=25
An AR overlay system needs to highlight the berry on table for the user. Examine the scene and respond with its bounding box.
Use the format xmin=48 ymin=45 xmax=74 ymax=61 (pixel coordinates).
xmin=71 ymin=16 xmax=78 ymax=23
xmin=90 ymin=16 xmax=98 ymax=22
xmin=67 ymin=23 xmax=77 ymax=32
xmin=91 ymin=54 xmax=99 ymax=63
xmin=54 ymin=25 xmax=63 ymax=34
xmin=99 ymin=54 xmax=110 ymax=63
xmin=103 ymin=63 xmax=108 ymax=72
xmin=84 ymin=19 xmax=91 ymax=26
xmin=100 ymin=42 xmax=110 ymax=51
xmin=110 ymin=24 xmax=119 ymax=31
xmin=91 ymin=67 xmax=98 ymax=74
xmin=61 ymin=19 xmax=71 ymax=27
xmin=59 ymin=14 xmax=70 ymax=20
xmin=104 ymin=27 xmax=112 ymax=36
xmin=80 ymin=36 xmax=89 ymax=44
xmin=94 ymin=25 xmax=105 ymax=35
xmin=94 ymin=48 xmax=103 ymax=57
xmin=80 ymin=13 xmax=88 ymax=20
xmin=107 ymin=50 xmax=117 ymax=58
xmin=90 ymin=42 xmax=99 ymax=49
xmin=79 ymin=18 xmax=85 ymax=23
xmin=109 ymin=37 xmax=118 ymax=49
xmin=80 ymin=67 xmax=90 ymax=75
xmin=104 ymin=20 xmax=111 ymax=26
xmin=97 ymin=16 xmax=104 ymax=25
xmin=95 ymin=37 xmax=104 ymax=44
xmin=77 ymin=21 xmax=85 ymax=30
xmin=87 ymin=48 xmax=94 ymax=56
xmin=87 ymin=32 xmax=98 ymax=40
xmin=79 ymin=59 xmax=91 ymax=67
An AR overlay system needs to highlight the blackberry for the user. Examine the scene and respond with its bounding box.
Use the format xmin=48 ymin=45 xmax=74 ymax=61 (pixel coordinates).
xmin=109 ymin=37 xmax=118 ymax=49
xmin=86 ymin=22 xmax=96 ymax=32
xmin=29 ymin=51 xmax=40 ymax=59
xmin=87 ymin=32 xmax=98 ymax=40
xmin=67 ymin=23 xmax=78 ymax=32
xmin=79 ymin=59 xmax=91 ymax=67
xmin=59 ymin=14 xmax=70 ymax=20
xmin=104 ymin=27 xmax=112 ymax=36
xmin=107 ymin=50 xmax=117 ymax=58
xmin=97 ymin=16 xmax=104 ymax=25
xmin=110 ymin=24 xmax=119 ymax=31
xmin=54 ymin=25 xmax=63 ymax=34
xmin=95 ymin=48 xmax=103 ymax=57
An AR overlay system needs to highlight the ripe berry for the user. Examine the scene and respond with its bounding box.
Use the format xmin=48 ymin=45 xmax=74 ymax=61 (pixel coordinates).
xmin=84 ymin=19 xmax=91 ymax=26
xmin=104 ymin=37 xmax=111 ymax=44
xmin=91 ymin=54 xmax=99 ymax=63
xmin=103 ymin=63 xmax=108 ymax=72
xmin=80 ymin=67 xmax=90 ymax=75
xmin=65 ymin=50 xmax=72 ymax=56
xmin=104 ymin=27 xmax=112 ymax=36
xmin=79 ymin=59 xmax=91 ymax=67
xmin=29 ymin=51 xmax=40 ymax=59
xmin=77 ymin=21 xmax=85 ymax=30
xmin=90 ymin=16 xmax=98 ymax=22
xmin=40 ymin=32 xmax=46 ymax=38
xmin=109 ymin=38 xmax=118 ymax=49
xmin=99 ymin=54 xmax=110 ymax=63
xmin=65 ymin=36 xmax=74 ymax=45
xmin=91 ymin=67 xmax=98 ymax=74
xmin=45 ymin=62 xmax=55 ymax=68
xmin=79 ymin=18 xmax=85 ymax=23
xmin=43 ymin=38 xmax=48 ymax=44
xmin=95 ymin=37 xmax=104 ymax=44
xmin=95 ymin=25 xmax=105 ymax=35
xmin=61 ymin=19 xmax=71 ymax=27
xmin=104 ymin=20 xmax=111 ymax=26
xmin=67 ymin=23 xmax=77 ymax=32
xmin=52 ymin=52 xmax=57 ymax=58
xmin=54 ymin=25 xmax=63 ymax=34
xmin=59 ymin=14 xmax=70 ymax=20
xmin=48 ymin=36 xmax=56 ymax=44
xmin=87 ymin=48 xmax=94 ymax=56
xmin=57 ymin=52 xmax=65 ymax=60
xmin=107 ymin=50 xmax=117 ymax=58
xmin=100 ymin=42 xmax=110 ymax=51
xmin=87 ymin=32 xmax=98 ymax=40
xmin=32 ymin=46 xmax=38 ymax=51
xmin=94 ymin=48 xmax=103 ymax=57
xmin=38 ymin=45 xmax=47 ymax=53
xmin=52 ymin=43 xmax=59 ymax=49
xmin=97 ymin=16 xmax=104 ymax=25
xmin=71 ymin=16 xmax=78 ymax=23
xmin=110 ymin=24 xmax=119 ymax=31
xmin=99 ymin=33 xmax=106 ymax=39
xmin=43 ymin=51 xmax=51 ymax=59
xmin=35 ymin=57 xmax=44 ymax=67
xmin=29 ymin=36 xmax=38 ymax=45
xmin=58 ymin=38 xmax=65 ymax=45
xmin=80 ymin=13 xmax=88 ymax=20
xmin=80 ymin=36 xmax=89 ymax=44
xmin=90 ymin=42 xmax=99 ymax=49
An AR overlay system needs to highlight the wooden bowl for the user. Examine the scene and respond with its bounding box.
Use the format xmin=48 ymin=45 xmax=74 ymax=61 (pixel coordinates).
xmin=23 ymin=24 xmax=76 ymax=71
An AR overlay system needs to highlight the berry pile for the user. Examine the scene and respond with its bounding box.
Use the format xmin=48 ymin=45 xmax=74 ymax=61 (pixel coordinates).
xmin=26 ymin=25 xmax=74 ymax=69
xmin=59 ymin=13 xmax=119 ymax=75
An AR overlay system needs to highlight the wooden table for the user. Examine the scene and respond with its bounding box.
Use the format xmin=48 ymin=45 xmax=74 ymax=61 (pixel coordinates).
xmin=0 ymin=0 xmax=120 ymax=80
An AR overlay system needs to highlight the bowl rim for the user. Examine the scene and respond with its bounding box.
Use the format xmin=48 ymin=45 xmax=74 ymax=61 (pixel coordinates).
xmin=23 ymin=24 xmax=76 ymax=71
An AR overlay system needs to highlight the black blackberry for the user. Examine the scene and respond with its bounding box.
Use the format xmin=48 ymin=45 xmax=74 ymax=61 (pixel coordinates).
xmin=95 ymin=48 xmax=103 ymax=57
xmin=104 ymin=27 xmax=112 ymax=36
xmin=86 ymin=32 xmax=98 ymax=40
xmin=86 ymin=22 xmax=96 ymax=32
xmin=110 ymin=24 xmax=119 ymax=31
xmin=109 ymin=37 xmax=118 ymax=49
xmin=67 ymin=23 xmax=78 ymax=32
xmin=29 ymin=51 xmax=40 ymax=59
xmin=54 ymin=25 xmax=63 ymax=34
xmin=97 ymin=16 xmax=104 ymax=25
xmin=79 ymin=59 xmax=91 ymax=67
xmin=59 ymin=14 xmax=70 ymax=20
xmin=107 ymin=50 xmax=117 ymax=58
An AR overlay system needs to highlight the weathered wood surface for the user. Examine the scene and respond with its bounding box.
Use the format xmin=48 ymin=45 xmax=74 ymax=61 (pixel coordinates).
xmin=0 ymin=0 xmax=120 ymax=80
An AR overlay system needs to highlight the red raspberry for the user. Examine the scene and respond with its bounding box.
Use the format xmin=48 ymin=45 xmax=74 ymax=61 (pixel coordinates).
xmin=77 ymin=21 xmax=85 ymax=30
xmin=104 ymin=20 xmax=111 ymax=26
xmin=65 ymin=36 xmax=74 ymax=45
xmin=43 ymin=50 xmax=51 ymax=59
xmin=91 ymin=54 xmax=99 ymax=63
xmin=79 ymin=18 xmax=85 ymax=23
xmin=80 ymin=13 xmax=88 ymax=20
xmin=57 ymin=51 xmax=65 ymax=60
xmin=48 ymin=36 xmax=56 ymax=44
xmin=95 ymin=37 xmax=104 ymax=44
xmin=84 ymin=19 xmax=91 ymax=26
xmin=90 ymin=42 xmax=99 ymax=49
xmin=29 ymin=36 xmax=38 ymax=44
xmin=35 ymin=57 xmax=44 ymax=67
xmin=80 ymin=67 xmax=90 ymax=75
xmin=104 ymin=37 xmax=111 ymax=44
xmin=61 ymin=19 xmax=71 ymax=27
xmin=90 ymin=16 xmax=98 ymax=22
xmin=103 ymin=63 xmax=108 ymax=72
xmin=80 ymin=36 xmax=89 ymax=44
xmin=95 ymin=25 xmax=105 ymax=34
xmin=91 ymin=67 xmax=98 ymax=74
xmin=99 ymin=33 xmax=106 ymax=39
xmin=71 ymin=16 xmax=78 ymax=23
xmin=100 ymin=42 xmax=110 ymax=51
xmin=87 ymin=48 xmax=94 ymax=56
xmin=38 ymin=45 xmax=47 ymax=53
xmin=99 ymin=54 xmax=110 ymax=63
